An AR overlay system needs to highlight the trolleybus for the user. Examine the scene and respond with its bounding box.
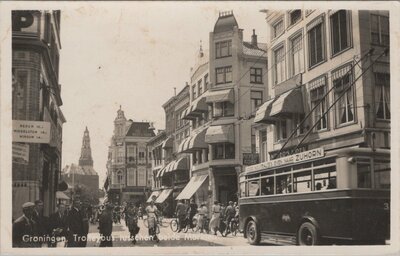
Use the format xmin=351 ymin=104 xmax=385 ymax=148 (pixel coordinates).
xmin=238 ymin=147 xmax=390 ymax=245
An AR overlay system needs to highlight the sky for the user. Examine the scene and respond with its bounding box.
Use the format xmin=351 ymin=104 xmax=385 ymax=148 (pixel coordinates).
xmin=58 ymin=2 xmax=270 ymax=187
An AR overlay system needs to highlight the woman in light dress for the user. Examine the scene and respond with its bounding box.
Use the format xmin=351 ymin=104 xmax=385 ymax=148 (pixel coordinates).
xmin=209 ymin=200 xmax=221 ymax=235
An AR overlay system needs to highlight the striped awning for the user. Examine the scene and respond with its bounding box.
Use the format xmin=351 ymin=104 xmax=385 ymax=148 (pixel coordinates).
xmin=178 ymin=128 xmax=208 ymax=153
xmin=206 ymin=89 xmax=234 ymax=104
xmin=155 ymin=189 xmax=173 ymax=204
xmin=175 ymin=175 xmax=208 ymax=200
xmin=182 ymin=93 xmax=209 ymax=120
xmin=162 ymin=137 xmax=173 ymax=149
xmin=146 ymin=191 xmax=161 ymax=203
xmin=205 ymin=125 xmax=235 ymax=144
xmin=270 ymin=88 xmax=304 ymax=117
xmin=254 ymin=98 xmax=278 ymax=124
xmin=157 ymin=157 xmax=189 ymax=178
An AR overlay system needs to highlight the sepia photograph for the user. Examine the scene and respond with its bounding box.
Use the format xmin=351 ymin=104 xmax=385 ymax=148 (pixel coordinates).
xmin=0 ymin=1 xmax=399 ymax=255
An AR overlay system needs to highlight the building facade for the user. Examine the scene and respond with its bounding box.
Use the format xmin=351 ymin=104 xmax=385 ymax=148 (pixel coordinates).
xmin=254 ymin=10 xmax=390 ymax=162
xmin=175 ymin=11 xmax=268 ymax=210
xmin=105 ymin=107 xmax=155 ymax=205
xmin=62 ymin=127 xmax=99 ymax=195
xmin=12 ymin=10 xmax=65 ymax=219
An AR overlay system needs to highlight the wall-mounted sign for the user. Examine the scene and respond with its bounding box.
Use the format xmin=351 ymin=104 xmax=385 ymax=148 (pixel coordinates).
xmin=12 ymin=143 xmax=29 ymax=164
xmin=246 ymin=148 xmax=325 ymax=173
xmin=12 ymin=120 xmax=51 ymax=143
xmin=243 ymin=153 xmax=259 ymax=166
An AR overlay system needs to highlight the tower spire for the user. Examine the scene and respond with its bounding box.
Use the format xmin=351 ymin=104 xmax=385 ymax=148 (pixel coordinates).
xmin=79 ymin=127 xmax=93 ymax=167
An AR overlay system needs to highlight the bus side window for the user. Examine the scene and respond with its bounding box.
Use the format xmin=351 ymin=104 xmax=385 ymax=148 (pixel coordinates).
xmin=260 ymin=177 xmax=274 ymax=195
xmin=276 ymin=174 xmax=291 ymax=194
xmin=357 ymin=160 xmax=372 ymax=188
xmin=314 ymin=167 xmax=337 ymax=190
xmin=293 ymin=171 xmax=312 ymax=193
xmin=248 ymin=180 xmax=260 ymax=196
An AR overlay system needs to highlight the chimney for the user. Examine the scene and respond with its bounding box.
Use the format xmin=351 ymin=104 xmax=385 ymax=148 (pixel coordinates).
xmin=251 ymin=29 xmax=258 ymax=47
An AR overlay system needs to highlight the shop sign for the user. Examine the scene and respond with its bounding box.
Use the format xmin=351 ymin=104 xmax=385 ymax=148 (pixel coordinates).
xmin=246 ymin=148 xmax=325 ymax=173
xmin=243 ymin=153 xmax=259 ymax=166
xmin=12 ymin=143 xmax=29 ymax=164
xmin=12 ymin=120 xmax=50 ymax=143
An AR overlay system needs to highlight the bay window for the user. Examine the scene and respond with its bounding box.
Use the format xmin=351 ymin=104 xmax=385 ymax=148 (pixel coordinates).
xmin=213 ymin=143 xmax=235 ymax=160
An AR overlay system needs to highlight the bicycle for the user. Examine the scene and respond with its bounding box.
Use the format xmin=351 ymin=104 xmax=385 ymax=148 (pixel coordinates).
xmin=222 ymin=217 xmax=238 ymax=237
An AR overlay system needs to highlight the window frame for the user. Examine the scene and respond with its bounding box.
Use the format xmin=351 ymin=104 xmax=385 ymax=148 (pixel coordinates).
xmin=370 ymin=13 xmax=390 ymax=46
xmin=307 ymin=15 xmax=326 ymax=70
xmin=330 ymin=10 xmax=353 ymax=57
xmin=288 ymin=9 xmax=302 ymax=27
xmin=250 ymin=67 xmax=263 ymax=84
xmin=250 ymin=90 xmax=263 ymax=113
xmin=273 ymin=44 xmax=286 ymax=85
xmin=289 ymin=31 xmax=304 ymax=77
xmin=375 ymin=72 xmax=390 ymax=120
xmin=272 ymin=17 xmax=285 ymax=39
xmin=215 ymin=66 xmax=233 ymax=85
xmin=215 ymin=40 xmax=232 ymax=59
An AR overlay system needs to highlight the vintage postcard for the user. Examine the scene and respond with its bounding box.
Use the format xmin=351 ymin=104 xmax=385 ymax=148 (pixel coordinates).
xmin=0 ymin=1 xmax=399 ymax=255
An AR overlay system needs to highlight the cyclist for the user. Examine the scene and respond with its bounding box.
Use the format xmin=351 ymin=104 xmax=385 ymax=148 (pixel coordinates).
xmin=175 ymin=200 xmax=187 ymax=232
xmin=145 ymin=200 xmax=160 ymax=242
xmin=125 ymin=202 xmax=140 ymax=244
xmin=224 ymin=201 xmax=236 ymax=235
xmin=187 ymin=199 xmax=198 ymax=229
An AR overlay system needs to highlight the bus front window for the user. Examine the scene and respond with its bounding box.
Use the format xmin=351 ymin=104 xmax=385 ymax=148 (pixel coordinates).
xmin=357 ymin=160 xmax=372 ymax=188
xmin=374 ymin=160 xmax=390 ymax=189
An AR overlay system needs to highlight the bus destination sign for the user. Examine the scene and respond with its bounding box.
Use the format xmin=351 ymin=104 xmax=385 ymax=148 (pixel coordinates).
xmin=245 ymin=148 xmax=325 ymax=173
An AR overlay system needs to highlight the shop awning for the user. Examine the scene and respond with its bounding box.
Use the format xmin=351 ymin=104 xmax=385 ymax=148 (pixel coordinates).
xmin=162 ymin=137 xmax=174 ymax=149
xmin=175 ymin=175 xmax=208 ymax=200
xmin=206 ymin=89 xmax=234 ymax=104
xmin=56 ymin=191 xmax=70 ymax=200
xmin=163 ymin=157 xmax=189 ymax=174
xmin=270 ymin=88 xmax=304 ymax=117
xmin=205 ymin=125 xmax=234 ymax=144
xmin=146 ymin=190 xmax=161 ymax=203
xmin=253 ymin=98 xmax=279 ymax=124
xmin=178 ymin=128 xmax=208 ymax=153
xmin=182 ymin=94 xmax=209 ymax=120
xmin=155 ymin=189 xmax=173 ymax=204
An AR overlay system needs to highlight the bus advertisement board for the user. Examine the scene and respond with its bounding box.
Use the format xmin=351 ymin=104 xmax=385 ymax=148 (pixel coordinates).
xmin=245 ymin=148 xmax=325 ymax=173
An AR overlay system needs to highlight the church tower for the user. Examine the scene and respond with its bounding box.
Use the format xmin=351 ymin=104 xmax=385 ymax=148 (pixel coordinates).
xmin=79 ymin=126 xmax=94 ymax=167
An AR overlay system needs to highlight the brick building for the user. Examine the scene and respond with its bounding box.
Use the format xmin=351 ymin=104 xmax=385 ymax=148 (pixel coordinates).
xmin=12 ymin=10 xmax=65 ymax=219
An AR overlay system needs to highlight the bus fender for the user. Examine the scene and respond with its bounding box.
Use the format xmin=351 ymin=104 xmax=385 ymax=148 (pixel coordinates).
xmin=298 ymin=216 xmax=320 ymax=230
xmin=243 ymin=215 xmax=260 ymax=238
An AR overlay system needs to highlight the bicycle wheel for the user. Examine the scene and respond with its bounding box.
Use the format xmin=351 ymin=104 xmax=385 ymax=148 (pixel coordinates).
xmin=170 ymin=219 xmax=178 ymax=232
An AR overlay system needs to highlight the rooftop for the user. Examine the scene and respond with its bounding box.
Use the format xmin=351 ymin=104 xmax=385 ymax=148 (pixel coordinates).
xmin=214 ymin=11 xmax=239 ymax=33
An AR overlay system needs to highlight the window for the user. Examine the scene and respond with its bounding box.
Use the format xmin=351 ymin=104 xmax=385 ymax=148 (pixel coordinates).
xmin=127 ymin=168 xmax=136 ymax=186
xmin=192 ymin=84 xmax=197 ymax=100
xmin=260 ymin=177 xmax=274 ymax=195
xmin=273 ymin=46 xmax=286 ymax=85
xmin=251 ymin=127 xmax=256 ymax=153
xmin=250 ymin=68 xmax=263 ymax=83
xmin=357 ymin=160 xmax=371 ymax=188
xmin=247 ymin=180 xmax=260 ymax=197
xmin=250 ymin=91 xmax=263 ymax=113
xmin=275 ymin=119 xmax=288 ymax=141
xmin=198 ymin=79 xmax=203 ymax=96
xmin=330 ymin=10 xmax=351 ymax=55
xmin=293 ymin=171 xmax=312 ymax=193
xmin=272 ymin=19 xmax=284 ymax=38
xmin=260 ymin=130 xmax=268 ymax=162
xmin=333 ymin=66 xmax=354 ymax=125
xmin=293 ymin=113 xmax=306 ymax=136
xmin=213 ymin=143 xmax=235 ymax=160
xmin=213 ymin=101 xmax=234 ymax=117
xmin=374 ymin=160 xmax=390 ymax=189
xmin=137 ymin=167 xmax=147 ymax=186
xmin=116 ymin=170 xmax=124 ymax=185
xmin=204 ymin=74 xmax=209 ymax=91
xmin=314 ymin=167 xmax=337 ymax=190
xmin=216 ymin=40 xmax=232 ymax=58
xmin=289 ymin=10 xmax=302 ymax=26
xmin=290 ymin=34 xmax=304 ymax=76
xmin=371 ymin=14 xmax=389 ymax=46
xmin=127 ymin=145 xmax=136 ymax=163
xmin=375 ymin=73 xmax=390 ymax=120
xmin=276 ymin=174 xmax=292 ymax=194
xmin=310 ymin=76 xmax=328 ymax=130
xmin=216 ymin=66 xmax=233 ymax=84
xmin=308 ymin=16 xmax=325 ymax=68
xmin=117 ymin=148 xmax=124 ymax=163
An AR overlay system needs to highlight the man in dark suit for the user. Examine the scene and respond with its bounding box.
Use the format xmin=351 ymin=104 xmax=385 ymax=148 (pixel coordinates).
xmin=66 ymin=196 xmax=86 ymax=247
xmin=98 ymin=203 xmax=113 ymax=247
xmin=12 ymin=202 xmax=39 ymax=247
xmin=32 ymin=199 xmax=50 ymax=246
xmin=48 ymin=203 xmax=67 ymax=247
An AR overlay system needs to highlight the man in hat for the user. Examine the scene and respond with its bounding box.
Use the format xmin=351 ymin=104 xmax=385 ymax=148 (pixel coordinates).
xmin=32 ymin=199 xmax=50 ymax=245
xmin=66 ymin=196 xmax=86 ymax=247
xmin=12 ymin=202 xmax=39 ymax=247
xmin=98 ymin=203 xmax=113 ymax=247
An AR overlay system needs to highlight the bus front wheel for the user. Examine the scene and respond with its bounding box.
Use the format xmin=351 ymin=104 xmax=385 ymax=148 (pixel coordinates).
xmin=246 ymin=220 xmax=260 ymax=245
xmin=298 ymin=222 xmax=319 ymax=245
